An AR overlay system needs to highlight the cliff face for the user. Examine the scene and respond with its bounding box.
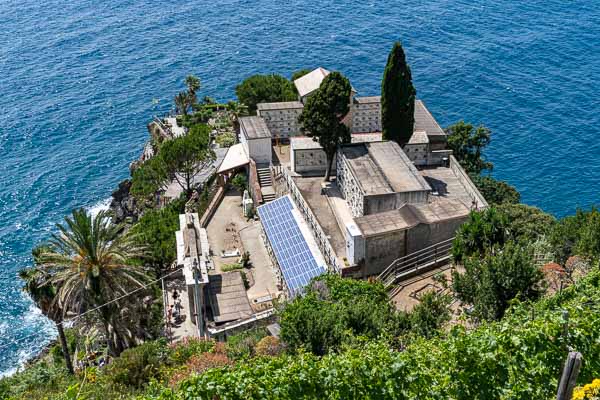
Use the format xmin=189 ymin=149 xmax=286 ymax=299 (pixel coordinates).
xmin=109 ymin=179 xmax=138 ymax=224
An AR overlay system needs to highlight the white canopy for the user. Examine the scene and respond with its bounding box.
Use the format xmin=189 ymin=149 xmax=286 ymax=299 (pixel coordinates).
xmin=217 ymin=143 xmax=249 ymax=174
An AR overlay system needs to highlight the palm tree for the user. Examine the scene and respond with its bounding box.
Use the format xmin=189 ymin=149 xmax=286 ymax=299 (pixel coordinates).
xmin=36 ymin=208 xmax=149 ymax=357
xmin=20 ymin=263 xmax=74 ymax=374
xmin=174 ymin=92 xmax=190 ymax=116
xmin=185 ymin=75 xmax=201 ymax=105
xmin=227 ymin=100 xmax=249 ymax=135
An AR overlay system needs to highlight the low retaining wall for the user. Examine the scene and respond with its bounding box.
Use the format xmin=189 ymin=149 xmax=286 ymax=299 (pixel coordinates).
xmin=449 ymin=155 xmax=488 ymax=210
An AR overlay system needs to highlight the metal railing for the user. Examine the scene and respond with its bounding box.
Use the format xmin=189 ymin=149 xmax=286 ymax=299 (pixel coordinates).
xmin=378 ymin=237 xmax=455 ymax=289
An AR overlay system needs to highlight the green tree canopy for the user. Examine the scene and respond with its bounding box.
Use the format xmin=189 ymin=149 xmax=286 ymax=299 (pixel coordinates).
xmin=452 ymin=240 xmax=543 ymax=321
xmin=381 ymin=41 xmax=416 ymax=145
xmin=235 ymin=74 xmax=297 ymax=114
xmin=35 ymin=209 xmax=150 ymax=356
xmin=298 ymin=71 xmax=352 ymax=181
xmin=446 ymin=121 xmax=493 ymax=174
xmin=496 ymin=203 xmax=556 ymax=243
xmin=184 ymin=75 xmax=201 ymax=106
xmin=452 ymin=207 xmax=509 ymax=262
xmin=159 ymin=124 xmax=215 ymax=196
xmin=130 ymin=196 xmax=186 ymax=272
xmin=550 ymin=207 xmax=600 ymax=264
xmin=470 ymin=174 xmax=520 ymax=205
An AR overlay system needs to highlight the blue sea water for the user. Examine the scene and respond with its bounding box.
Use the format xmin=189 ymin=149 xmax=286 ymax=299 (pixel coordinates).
xmin=0 ymin=0 xmax=599 ymax=375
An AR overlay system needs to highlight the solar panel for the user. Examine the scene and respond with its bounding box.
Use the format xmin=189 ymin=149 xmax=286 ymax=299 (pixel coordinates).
xmin=257 ymin=195 xmax=327 ymax=297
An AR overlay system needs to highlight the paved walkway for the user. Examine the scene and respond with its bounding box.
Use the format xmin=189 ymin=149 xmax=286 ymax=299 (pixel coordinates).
xmin=164 ymin=278 xmax=198 ymax=341
xmin=206 ymin=188 xmax=279 ymax=303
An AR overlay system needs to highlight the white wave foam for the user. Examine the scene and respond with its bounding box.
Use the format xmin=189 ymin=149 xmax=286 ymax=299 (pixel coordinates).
xmin=87 ymin=197 xmax=111 ymax=218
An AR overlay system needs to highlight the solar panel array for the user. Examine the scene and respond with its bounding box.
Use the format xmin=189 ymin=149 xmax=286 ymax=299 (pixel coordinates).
xmin=257 ymin=195 xmax=326 ymax=296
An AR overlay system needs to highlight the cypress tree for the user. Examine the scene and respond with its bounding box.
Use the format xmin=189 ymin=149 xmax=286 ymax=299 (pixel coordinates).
xmin=381 ymin=42 xmax=416 ymax=146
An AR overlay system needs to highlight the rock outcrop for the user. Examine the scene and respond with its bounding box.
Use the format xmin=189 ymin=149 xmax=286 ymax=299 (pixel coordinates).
xmin=109 ymin=179 xmax=138 ymax=224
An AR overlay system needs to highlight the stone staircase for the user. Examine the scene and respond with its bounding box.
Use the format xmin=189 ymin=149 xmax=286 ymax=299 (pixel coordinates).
xmin=257 ymin=166 xmax=275 ymax=203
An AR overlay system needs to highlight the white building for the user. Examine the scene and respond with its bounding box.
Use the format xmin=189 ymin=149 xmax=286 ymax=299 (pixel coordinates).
xmin=256 ymin=102 xmax=303 ymax=140
xmin=239 ymin=116 xmax=272 ymax=164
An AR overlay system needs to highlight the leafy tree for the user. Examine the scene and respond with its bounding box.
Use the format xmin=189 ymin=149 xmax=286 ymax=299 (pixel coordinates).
xmin=470 ymin=174 xmax=520 ymax=205
xmin=174 ymin=92 xmax=191 ymax=116
xmin=452 ymin=241 xmax=543 ymax=320
xmin=159 ymin=124 xmax=215 ymax=196
xmin=409 ymin=291 xmax=452 ymax=339
xmin=36 ymin=209 xmax=150 ymax=356
xmin=235 ymin=74 xmax=297 ymax=114
xmin=184 ymin=75 xmax=201 ymax=106
xmin=446 ymin=121 xmax=493 ymax=174
xmin=230 ymin=173 xmax=247 ymax=193
xmin=130 ymin=155 xmax=168 ymax=200
xmin=381 ymin=41 xmax=416 ymax=146
xmin=291 ymin=68 xmax=312 ymax=81
xmin=298 ymin=71 xmax=352 ymax=181
xmin=452 ymin=207 xmax=508 ymax=262
xmin=131 ymin=196 xmax=186 ymax=272
xmin=19 ymin=262 xmax=74 ymax=374
xmin=550 ymin=207 xmax=600 ymax=264
xmin=496 ymin=203 xmax=556 ymax=243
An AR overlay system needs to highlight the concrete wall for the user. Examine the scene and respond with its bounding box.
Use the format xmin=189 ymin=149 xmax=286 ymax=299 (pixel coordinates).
xmin=257 ymin=108 xmax=302 ymax=139
xmin=335 ymin=151 xmax=365 ymax=217
xmin=363 ymin=230 xmax=406 ymax=276
xmin=245 ymin=137 xmax=272 ymax=164
xmin=351 ymin=103 xmax=381 ymax=133
xmin=404 ymin=143 xmax=429 ymax=166
xmin=449 ymin=155 xmax=488 ymax=209
xmin=363 ymin=190 xmax=429 ymax=216
xmin=292 ymin=148 xmax=336 ymax=175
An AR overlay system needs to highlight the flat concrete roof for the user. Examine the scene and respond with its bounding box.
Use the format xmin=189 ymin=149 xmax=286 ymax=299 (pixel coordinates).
xmin=291 ymin=133 xmax=383 ymax=151
xmin=239 ymin=116 xmax=271 ymax=139
xmin=414 ymin=100 xmax=446 ymax=140
xmin=257 ymin=101 xmax=304 ymax=111
xmin=340 ymin=141 xmax=431 ymax=196
xmin=208 ymin=271 xmax=253 ymax=324
xmin=355 ymin=200 xmax=470 ymax=237
xmin=355 ymin=96 xmax=381 ymax=104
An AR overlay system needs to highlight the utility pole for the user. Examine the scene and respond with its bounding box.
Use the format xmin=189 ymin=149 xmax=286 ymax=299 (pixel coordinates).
xmin=192 ymin=258 xmax=204 ymax=338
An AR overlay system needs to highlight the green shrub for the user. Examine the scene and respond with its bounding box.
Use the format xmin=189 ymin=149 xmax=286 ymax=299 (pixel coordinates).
xmin=168 ymin=338 xmax=215 ymax=365
xmin=149 ymin=268 xmax=600 ymax=400
xmin=225 ymin=327 xmax=268 ymax=360
xmin=221 ymin=263 xmax=243 ymax=272
xmin=103 ymin=340 xmax=170 ymax=389
xmin=230 ymin=173 xmax=247 ymax=194
xmin=215 ymin=132 xmax=236 ymax=148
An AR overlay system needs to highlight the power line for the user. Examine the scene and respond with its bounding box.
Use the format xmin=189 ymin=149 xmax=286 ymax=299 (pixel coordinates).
xmin=0 ymin=268 xmax=182 ymax=352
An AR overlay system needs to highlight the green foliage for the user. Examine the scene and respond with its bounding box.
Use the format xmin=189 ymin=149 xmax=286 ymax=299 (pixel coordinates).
xmin=291 ymin=68 xmax=311 ymax=82
xmin=159 ymin=124 xmax=214 ymax=196
xmin=453 ymin=241 xmax=543 ymax=321
xmin=130 ymin=156 xmax=168 ymax=200
xmin=446 ymin=121 xmax=493 ymax=174
xmin=104 ymin=340 xmax=170 ymax=389
xmin=298 ymin=71 xmax=352 ymax=180
xmin=168 ymin=338 xmax=215 ymax=365
xmin=550 ymin=207 xmax=600 ymax=264
xmin=409 ymin=291 xmax=452 ymax=339
xmin=221 ymin=263 xmax=243 ymax=272
xmin=153 ymin=268 xmax=600 ymax=400
xmin=381 ymin=41 xmax=416 ymax=145
xmin=496 ymin=203 xmax=556 ymax=243
xmin=235 ymin=74 xmax=297 ymax=114
xmin=279 ymin=275 xmax=433 ymax=356
xmin=230 ymin=173 xmax=248 ymax=193
xmin=225 ymin=327 xmax=269 ymax=360
xmin=131 ymin=196 xmax=186 ymax=271
xmin=452 ymin=207 xmax=508 ymax=262
xmin=215 ymin=132 xmax=236 ymax=147
xmin=471 ymin=174 xmax=520 ymax=205
xmin=184 ymin=75 xmax=201 ymax=106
